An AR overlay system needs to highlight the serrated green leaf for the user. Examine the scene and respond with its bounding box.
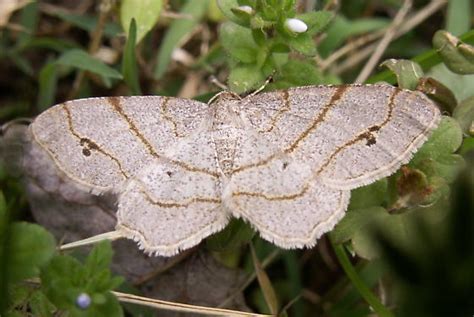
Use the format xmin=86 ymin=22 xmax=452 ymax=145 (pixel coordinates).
xmin=331 ymin=207 xmax=386 ymax=244
xmin=453 ymin=96 xmax=474 ymax=136
xmin=56 ymin=49 xmax=123 ymax=80
xmin=228 ymin=64 xmax=264 ymax=93
xmin=122 ymin=19 xmax=142 ymax=95
xmin=380 ymin=59 xmax=423 ymax=90
xmin=154 ymin=0 xmax=210 ymax=79
xmin=120 ymin=0 xmax=163 ymax=43
xmin=220 ymin=22 xmax=258 ymax=63
xmin=8 ymin=222 xmax=56 ymax=283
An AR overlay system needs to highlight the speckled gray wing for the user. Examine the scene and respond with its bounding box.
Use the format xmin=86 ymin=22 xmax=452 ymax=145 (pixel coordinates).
xmin=116 ymin=131 xmax=229 ymax=256
xmin=30 ymin=96 xmax=209 ymax=193
xmin=238 ymin=84 xmax=440 ymax=190
xmin=226 ymin=147 xmax=350 ymax=248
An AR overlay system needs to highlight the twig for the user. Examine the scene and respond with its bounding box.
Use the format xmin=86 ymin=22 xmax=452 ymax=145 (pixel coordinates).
xmin=320 ymin=30 xmax=384 ymax=70
xmin=355 ymin=0 xmax=413 ymax=83
xmin=333 ymin=0 xmax=447 ymax=76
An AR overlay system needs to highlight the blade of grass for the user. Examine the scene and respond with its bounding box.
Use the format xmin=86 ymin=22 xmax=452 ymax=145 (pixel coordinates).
xmin=250 ymin=244 xmax=279 ymax=315
xmin=122 ymin=19 xmax=142 ymax=95
xmin=329 ymin=235 xmax=395 ymax=317
xmin=153 ymin=0 xmax=209 ymax=79
xmin=37 ymin=62 xmax=58 ymax=110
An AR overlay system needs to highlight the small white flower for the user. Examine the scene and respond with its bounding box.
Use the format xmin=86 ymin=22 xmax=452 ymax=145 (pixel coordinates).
xmin=76 ymin=293 xmax=92 ymax=310
xmin=236 ymin=5 xmax=254 ymax=15
xmin=285 ymin=18 xmax=308 ymax=33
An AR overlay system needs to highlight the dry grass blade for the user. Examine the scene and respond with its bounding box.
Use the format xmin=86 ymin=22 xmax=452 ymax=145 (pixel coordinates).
xmin=250 ymin=244 xmax=279 ymax=316
xmin=114 ymin=291 xmax=272 ymax=317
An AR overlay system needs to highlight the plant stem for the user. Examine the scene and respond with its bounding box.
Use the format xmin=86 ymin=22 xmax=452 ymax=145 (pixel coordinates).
xmin=329 ymin=236 xmax=395 ymax=317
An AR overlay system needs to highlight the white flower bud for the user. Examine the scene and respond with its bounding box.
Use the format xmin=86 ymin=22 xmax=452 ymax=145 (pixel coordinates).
xmin=285 ymin=18 xmax=308 ymax=33
xmin=237 ymin=5 xmax=254 ymax=15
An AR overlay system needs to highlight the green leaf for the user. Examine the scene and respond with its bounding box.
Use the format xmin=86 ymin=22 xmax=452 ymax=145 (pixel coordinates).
xmin=54 ymin=12 xmax=122 ymax=38
xmin=228 ymin=64 xmax=264 ymax=93
xmin=56 ymin=49 xmax=123 ymax=81
xmin=459 ymin=137 xmax=474 ymax=155
xmin=349 ymin=179 xmax=388 ymax=210
xmin=351 ymin=211 xmax=416 ymax=260
xmin=287 ymin=33 xmax=317 ymax=56
xmin=7 ymin=222 xmax=56 ymax=283
xmin=367 ymin=29 xmax=474 ymax=85
xmin=120 ymin=0 xmax=163 ymax=43
xmin=433 ymin=30 xmax=474 ymax=75
xmin=37 ymin=62 xmax=58 ymax=110
xmin=445 ymin=0 xmax=471 ymax=36
xmin=428 ymin=63 xmax=474 ymax=102
xmin=331 ymin=207 xmax=387 ymax=244
xmin=453 ymin=96 xmax=474 ymax=136
xmin=220 ymin=22 xmax=258 ymax=63
xmin=415 ymin=77 xmax=457 ymax=114
xmin=296 ymin=10 xmax=333 ymax=36
xmin=90 ymin=292 xmax=123 ymax=317
xmin=217 ymin=0 xmax=252 ymax=26
xmin=206 ymin=218 xmax=254 ymax=251
xmin=270 ymin=59 xmax=323 ymax=89
xmin=154 ymin=0 xmax=210 ymax=79
xmin=30 ymin=290 xmax=55 ymax=317
xmin=41 ymin=255 xmax=84 ymax=309
xmin=41 ymin=242 xmax=123 ymax=317
xmin=410 ymin=116 xmax=464 ymax=184
xmin=122 ymin=19 xmax=142 ymax=95
xmin=380 ymin=59 xmax=423 ymax=90
xmin=412 ymin=116 xmax=463 ymax=163
xmin=16 ymin=2 xmax=39 ymax=49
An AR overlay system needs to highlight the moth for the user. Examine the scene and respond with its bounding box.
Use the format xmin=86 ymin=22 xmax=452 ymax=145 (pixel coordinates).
xmin=30 ymin=84 xmax=440 ymax=256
